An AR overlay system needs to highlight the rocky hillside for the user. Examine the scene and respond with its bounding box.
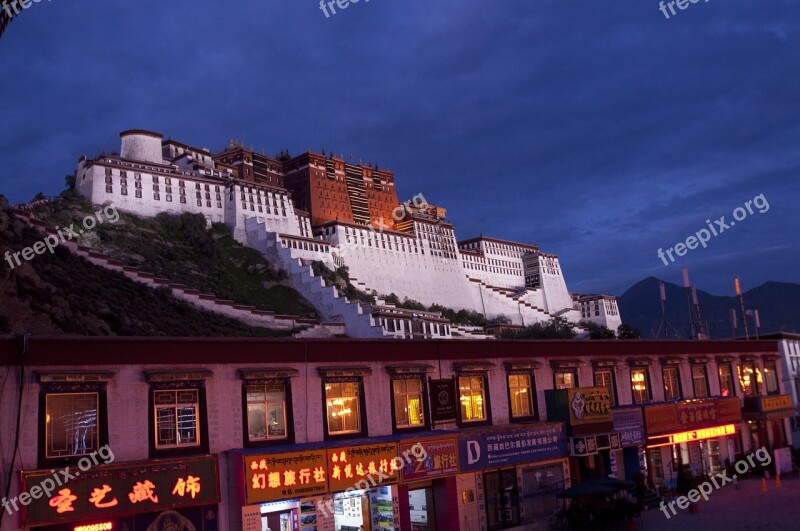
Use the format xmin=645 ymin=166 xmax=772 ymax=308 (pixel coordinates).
xmin=0 ymin=194 xmax=308 ymax=336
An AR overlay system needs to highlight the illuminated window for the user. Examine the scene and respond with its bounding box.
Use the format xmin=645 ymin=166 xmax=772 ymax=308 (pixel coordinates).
xmin=45 ymin=393 xmax=99 ymax=459
xmin=554 ymin=370 xmax=577 ymax=390
xmin=718 ymin=363 xmax=735 ymax=397
xmin=630 ymin=368 xmax=650 ymax=404
xmin=662 ymin=367 xmax=681 ymax=401
xmin=691 ymin=365 xmax=709 ymax=398
xmin=246 ymin=384 xmax=288 ymax=442
xmin=325 ymin=381 xmax=361 ymax=435
xmin=392 ymin=378 xmax=425 ymax=429
xmin=154 ymin=390 xmax=200 ymax=449
xmin=738 ymin=362 xmax=759 ymax=396
xmin=763 ymin=361 xmax=779 ymax=395
xmin=593 ymin=370 xmax=616 ymax=405
xmin=508 ymin=373 xmax=536 ymax=419
xmin=459 ymin=375 xmax=487 ymax=423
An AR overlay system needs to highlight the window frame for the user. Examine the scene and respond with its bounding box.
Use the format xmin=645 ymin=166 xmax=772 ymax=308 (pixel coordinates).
xmin=38 ymin=384 xmax=109 ymax=469
xmin=718 ymin=363 xmax=736 ymax=397
xmin=507 ymin=371 xmax=538 ymax=422
xmin=630 ymin=367 xmax=651 ymax=404
xmin=553 ymin=369 xmax=578 ymax=390
xmin=763 ymin=360 xmax=780 ymax=395
xmin=662 ymin=366 xmax=682 ymax=401
xmin=242 ymin=379 xmax=294 ymax=448
xmin=456 ymin=372 xmax=492 ymax=428
xmin=322 ymin=378 xmax=368 ymax=441
xmin=691 ymin=364 xmax=710 ymax=398
xmin=148 ymin=381 xmax=209 ymax=459
xmin=593 ymin=369 xmax=617 ymax=406
xmin=390 ymin=376 xmax=430 ymax=433
xmin=738 ymin=361 xmax=760 ymax=396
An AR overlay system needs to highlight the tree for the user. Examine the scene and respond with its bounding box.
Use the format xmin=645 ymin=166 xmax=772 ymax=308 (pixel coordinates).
xmin=32 ymin=192 xmax=46 ymax=201
xmin=65 ymin=172 xmax=76 ymax=190
xmin=581 ymin=321 xmax=616 ymax=339
xmin=501 ymin=317 xmax=576 ymax=339
xmin=618 ymin=323 xmax=642 ymax=339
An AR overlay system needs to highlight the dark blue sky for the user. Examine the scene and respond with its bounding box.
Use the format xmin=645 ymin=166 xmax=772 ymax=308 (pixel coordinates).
xmin=1 ymin=0 xmax=798 ymax=297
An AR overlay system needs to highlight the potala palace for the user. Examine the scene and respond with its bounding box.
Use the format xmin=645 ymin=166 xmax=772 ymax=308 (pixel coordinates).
xmin=75 ymin=129 xmax=621 ymax=338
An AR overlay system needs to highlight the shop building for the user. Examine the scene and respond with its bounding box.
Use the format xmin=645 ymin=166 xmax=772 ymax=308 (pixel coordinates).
xmin=0 ymin=337 xmax=787 ymax=531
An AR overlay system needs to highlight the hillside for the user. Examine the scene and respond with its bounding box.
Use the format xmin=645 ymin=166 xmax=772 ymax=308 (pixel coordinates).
xmin=30 ymin=191 xmax=317 ymax=318
xmin=619 ymin=277 xmax=800 ymax=339
xmin=0 ymin=196 xmax=294 ymax=336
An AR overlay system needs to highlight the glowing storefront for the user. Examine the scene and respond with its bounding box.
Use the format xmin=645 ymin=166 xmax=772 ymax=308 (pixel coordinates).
xmin=643 ymin=398 xmax=742 ymax=490
xmin=20 ymin=455 xmax=221 ymax=531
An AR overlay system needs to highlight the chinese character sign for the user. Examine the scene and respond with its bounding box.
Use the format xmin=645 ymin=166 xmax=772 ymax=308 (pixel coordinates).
xmin=245 ymin=450 xmax=328 ymax=504
xmin=21 ymin=455 xmax=220 ymax=527
xmin=400 ymin=437 xmax=458 ymax=482
xmin=458 ymin=423 xmax=567 ymax=472
xmin=327 ymin=443 xmax=400 ymax=492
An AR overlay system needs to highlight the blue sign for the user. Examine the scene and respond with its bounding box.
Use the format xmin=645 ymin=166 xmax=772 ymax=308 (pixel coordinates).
xmin=612 ymin=409 xmax=644 ymax=446
xmin=458 ymin=423 xmax=567 ymax=472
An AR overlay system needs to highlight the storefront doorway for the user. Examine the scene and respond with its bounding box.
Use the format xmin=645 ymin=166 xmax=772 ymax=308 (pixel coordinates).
xmin=409 ymin=487 xmax=436 ymax=531
xmin=332 ymin=490 xmax=369 ymax=531
xmin=260 ymin=500 xmax=298 ymax=531
xmin=483 ymin=468 xmax=520 ymax=530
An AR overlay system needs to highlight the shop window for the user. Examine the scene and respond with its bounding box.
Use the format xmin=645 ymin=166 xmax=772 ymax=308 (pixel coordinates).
xmin=691 ymin=365 xmax=709 ymax=398
xmin=593 ymin=369 xmax=616 ymax=405
xmin=554 ymin=370 xmax=577 ymax=390
xmin=630 ymin=368 xmax=650 ymax=404
xmin=519 ymin=462 xmax=566 ymax=524
xmin=392 ymin=378 xmax=427 ymax=430
xmin=508 ymin=373 xmax=536 ymax=420
xmin=763 ymin=360 xmax=779 ymax=395
xmin=738 ymin=362 xmax=759 ymax=396
xmin=662 ymin=367 xmax=682 ymax=401
xmin=324 ymin=380 xmax=364 ymax=437
xmin=245 ymin=383 xmax=290 ymax=443
xmin=718 ymin=363 xmax=736 ymax=397
xmin=458 ymin=374 xmax=490 ymax=426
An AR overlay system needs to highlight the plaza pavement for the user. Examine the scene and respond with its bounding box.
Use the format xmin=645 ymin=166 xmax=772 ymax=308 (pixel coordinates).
xmin=639 ymin=475 xmax=800 ymax=530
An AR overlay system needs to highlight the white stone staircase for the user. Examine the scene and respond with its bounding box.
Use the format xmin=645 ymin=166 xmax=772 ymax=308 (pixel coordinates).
xmin=11 ymin=208 xmax=344 ymax=337
xmin=246 ymin=219 xmax=387 ymax=339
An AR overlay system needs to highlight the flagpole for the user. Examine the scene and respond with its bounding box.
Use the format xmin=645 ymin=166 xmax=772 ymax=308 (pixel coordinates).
xmin=735 ymin=276 xmax=750 ymax=339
